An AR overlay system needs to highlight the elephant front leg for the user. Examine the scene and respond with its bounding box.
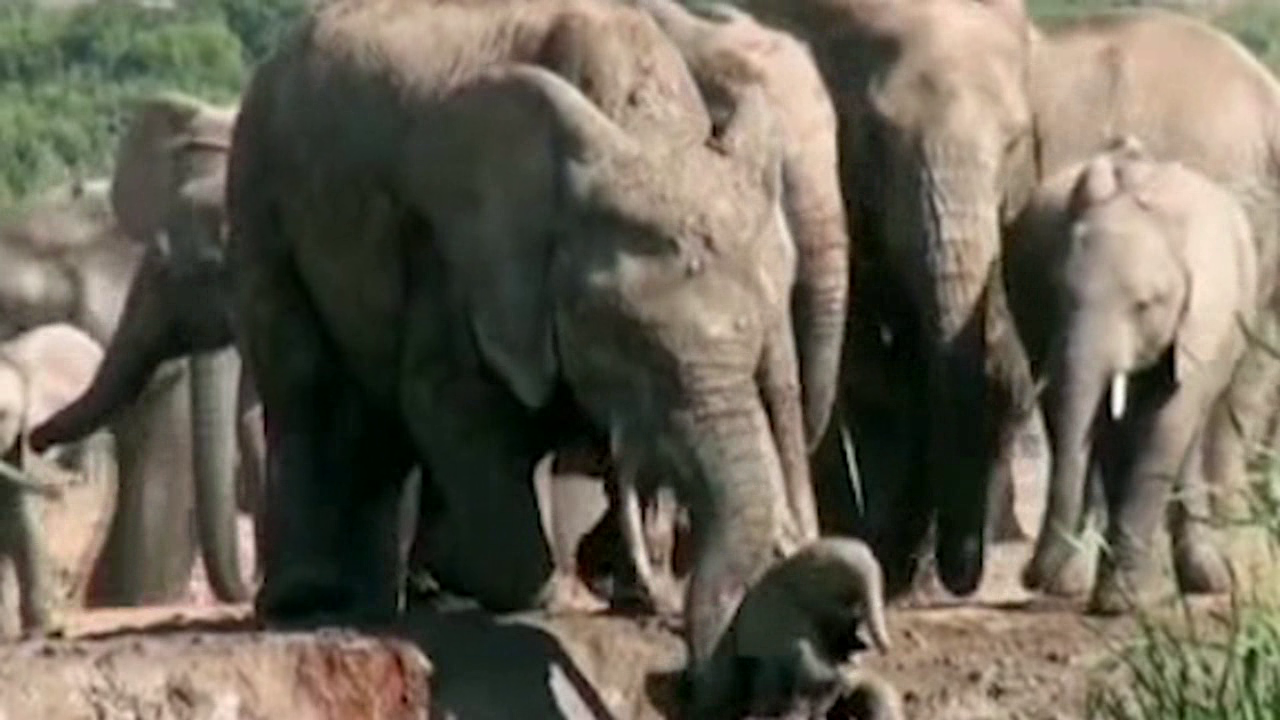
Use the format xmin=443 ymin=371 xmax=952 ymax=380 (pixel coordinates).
xmin=1169 ymin=423 xmax=1232 ymax=597
xmin=2 ymin=486 xmax=59 ymax=637
xmin=1090 ymin=388 xmax=1210 ymax=616
xmin=403 ymin=370 xmax=554 ymax=614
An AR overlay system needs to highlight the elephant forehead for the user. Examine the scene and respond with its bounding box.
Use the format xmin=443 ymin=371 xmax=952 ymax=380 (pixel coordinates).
xmin=596 ymin=150 xmax=774 ymax=253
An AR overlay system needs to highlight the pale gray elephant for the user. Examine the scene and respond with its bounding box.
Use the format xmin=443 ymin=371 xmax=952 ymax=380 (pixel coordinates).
xmin=732 ymin=0 xmax=1041 ymax=599
xmin=1007 ymin=139 xmax=1257 ymax=614
xmin=229 ymin=0 xmax=816 ymax=680
xmin=685 ymin=536 xmax=894 ymax=719
xmin=29 ymin=91 xmax=258 ymax=604
xmin=1021 ymin=7 xmax=1280 ymax=599
xmin=0 ymin=323 xmax=115 ymax=637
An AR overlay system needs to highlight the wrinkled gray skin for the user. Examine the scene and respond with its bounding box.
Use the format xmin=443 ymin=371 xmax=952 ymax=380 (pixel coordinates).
xmin=534 ymin=0 xmax=848 ymax=617
xmin=28 ymin=92 xmax=257 ymax=603
xmin=0 ymin=181 xmax=205 ymax=606
xmin=229 ymin=0 xmax=813 ymax=672
xmin=0 ymin=323 xmax=113 ymax=637
xmin=1022 ymin=8 xmax=1280 ymax=600
xmin=1008 ymin=141 xmax=1256 ymax=614
xmin=686 ymin=537 xmax=894 ymax=719
xmin=738 ymin=0 xmax=1040 ymax=598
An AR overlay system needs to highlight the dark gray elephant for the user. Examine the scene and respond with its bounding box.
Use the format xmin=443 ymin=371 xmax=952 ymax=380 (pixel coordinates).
xmin=0 ymin=180 xmax=207 ymax=606
xmin=0 ymin=323 xmax=114 ymax=637
xmin=228 ymin=0 xmax=816 ymax=679
xmin=28 ymin=92 xmax=256 ymax=604
xmin=735 ymin=0 xmax=1041 ymax=597
xmin=1020 ymin=7 xmax=1280 ymax=599
xmin=1007 ymin=139 xmax=1256 ymax=614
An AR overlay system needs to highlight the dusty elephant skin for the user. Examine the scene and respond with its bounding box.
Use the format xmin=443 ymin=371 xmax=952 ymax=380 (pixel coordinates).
xmin=1020 ymin=7 xmax=1280 ymax=601
xmin=28 ymin=92 xmax=257 ymax=606
xmin=686 ymin=537 xmax=895 ymax=719
xmin=0 ymin=323 xmax=112 ymax=638
xmin=736 ymin=0 xmax=1040 ymax=599
xmin=1007 ymin=140 xmax=1257 ymax=614
xmin=227 ymin=0 xmax=812 ymax=683
xmin=537 ymin=0 xmax=850 ymax=618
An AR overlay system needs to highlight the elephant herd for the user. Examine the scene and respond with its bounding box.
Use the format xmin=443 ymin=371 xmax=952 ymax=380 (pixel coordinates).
xmin=0 ymin=0 xmax=1276 ymax=717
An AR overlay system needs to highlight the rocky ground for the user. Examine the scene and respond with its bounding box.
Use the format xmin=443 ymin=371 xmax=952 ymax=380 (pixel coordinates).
xmin=2 ymin=450 xmax=1270 ymax=719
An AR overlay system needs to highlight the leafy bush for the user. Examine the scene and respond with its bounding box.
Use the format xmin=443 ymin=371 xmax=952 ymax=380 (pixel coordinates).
xmin=0 ymin=0 xmax=305 ymax=205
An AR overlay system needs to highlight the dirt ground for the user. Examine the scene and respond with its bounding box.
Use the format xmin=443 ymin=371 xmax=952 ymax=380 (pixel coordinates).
xmin=14 ymin=449 xmax=1269 ymax=720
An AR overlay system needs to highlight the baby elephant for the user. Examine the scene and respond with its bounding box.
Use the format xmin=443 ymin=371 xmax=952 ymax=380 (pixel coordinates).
xmin=0 ymin=323 xmax=109 ymax=636
xmin=686 ymin=537 xmax=900 ymax=719
xmin=1009 ymin=138 xmax=1257 ymax=614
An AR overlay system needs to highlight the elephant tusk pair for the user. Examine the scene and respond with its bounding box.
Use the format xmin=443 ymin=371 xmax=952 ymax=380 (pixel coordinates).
xmin=1110 ymin=372 xmax=1128 ymax=420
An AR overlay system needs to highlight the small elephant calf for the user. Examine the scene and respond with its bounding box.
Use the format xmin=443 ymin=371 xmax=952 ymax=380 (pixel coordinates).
xmin=0 ymin=323 xmax=109 ymax=636
xmin=685 ymin=537 xmax=901 ymax=719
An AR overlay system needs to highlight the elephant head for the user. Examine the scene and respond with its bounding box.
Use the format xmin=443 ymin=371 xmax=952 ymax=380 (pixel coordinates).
xmin=27 ymin=92 xmax=249 ymax=603
xmin=738 ymin=0 xmax=1040 ymax=594
xmin=1015 ymin=140 xmax=1257 ymax=590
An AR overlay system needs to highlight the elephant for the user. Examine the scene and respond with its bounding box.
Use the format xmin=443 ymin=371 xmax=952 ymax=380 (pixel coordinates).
xmin=530 ymin=0 xmax=851 ymax=617
xmin=684 ymin=536 xmax=893 ymax=719
xmin=733 ymin=0 xmax=1041 ymax=598
xmin=0 ymin=178 xmax=213 ymax=606
xmin=226 ymin=0 xmax=819 ymax=675
xmin=27 ymin=91 xmax=258 ymax=604
xmin=1006 ymin=138 xmax=1257 ymax=614
xmin=0 ymin=323 xmax=115 ymax=637
xmin=1020 ymin=7 xmax=1280 ymax=599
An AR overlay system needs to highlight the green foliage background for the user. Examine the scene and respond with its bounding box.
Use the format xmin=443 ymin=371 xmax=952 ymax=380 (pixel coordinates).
xmin=0 ymin=0 xmax=307 ymax=205
xmin=0 ymin=0 xmax=1277 ymax=207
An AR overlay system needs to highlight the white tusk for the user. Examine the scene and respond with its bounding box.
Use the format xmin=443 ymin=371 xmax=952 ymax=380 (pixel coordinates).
xmin=1110 ymin=373 xmax=1128 ymax=420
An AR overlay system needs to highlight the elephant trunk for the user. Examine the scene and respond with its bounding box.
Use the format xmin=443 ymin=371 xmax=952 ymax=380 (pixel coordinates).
xmin=1031 ymin=334 xmax=1107 ymax=577
xmin=189 ymin=347 xmax=249 ymax=603
xmin=760 ymin=312 xmax=819 ymax=544
xmin=917 ymin=145 xmax=1009 ymax=596
xmin=27 ymin=248 xmax=175 ymax=453
xmin=675 ymin=375 xmax=793 ymax=669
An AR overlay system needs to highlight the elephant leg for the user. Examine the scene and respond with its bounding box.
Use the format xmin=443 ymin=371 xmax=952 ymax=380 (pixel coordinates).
xmin=1168 ymin=425 xmax=1232 ymax=596
xmin=533 ymin=452 xmax=607 ymax=614
xmin=1089 ymin=386 xmax=1207 ymax=616
xmin=90 ymin=373 xmax=198 ymax=607
xmin=403 ymin=367 xmax=554 ymax=613
xmin=1201 ymin=339 xmax=1280 ymax=522
xmin=4 ymin=483 xmax=57 ymax=636
xmin=243 ymin=268 xmax=412 ymax=627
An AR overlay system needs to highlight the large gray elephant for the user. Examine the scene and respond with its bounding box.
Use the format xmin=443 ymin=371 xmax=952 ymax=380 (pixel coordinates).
xmin=1019 ymin=7 xmax=1280 ymax=598
xmin=531 ymin=0 xmax=851 ymax=616
xmin=735 ymin=0 xmax=1041 ymax=597
xmin=227 ymin=0 xmax=819 ymax=677
xmin=1007 ymin=139 xmax=1257 ymax=614
xmin=0 ymin=180 xmax=207 ymax=606
xmin=28 ymin=92 xmax=256 ymax=604
xmin=0 ymin=323 xmax=115 ymax=637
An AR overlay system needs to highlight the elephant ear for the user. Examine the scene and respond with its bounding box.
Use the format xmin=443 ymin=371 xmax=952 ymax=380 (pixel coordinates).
xmin=420 ymin=65 xmax=634 ymax=410
xmin=111 ymin=91 xmax=236 ymax=244
xmin=2 ymin=324 xmax=101 ymax=431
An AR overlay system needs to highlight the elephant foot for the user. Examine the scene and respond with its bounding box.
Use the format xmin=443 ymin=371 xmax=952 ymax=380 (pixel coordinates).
xmin=1174 ymin=540 xmax=1233 ymax=596
xmin=541 ymin=571 xmax=608 ymax=615
xmin=256 ymin=567 xmax=396 ymax=630
xmin=891 ymin=557 xmax=951 ymax=610
xmin=1087 ymin=563 xmax=1161 ymax=617
xmin=1021 ymin=544 xmax=1093 ymax=598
